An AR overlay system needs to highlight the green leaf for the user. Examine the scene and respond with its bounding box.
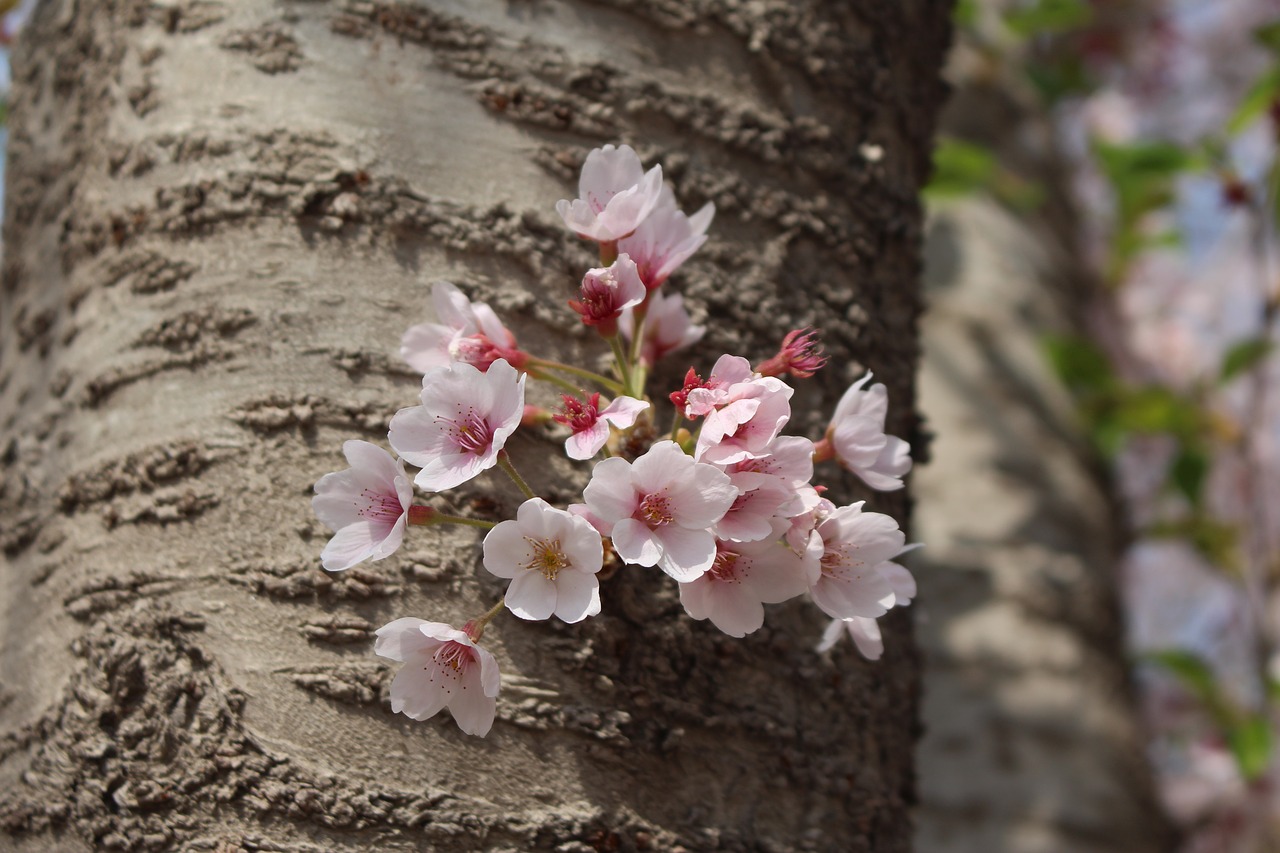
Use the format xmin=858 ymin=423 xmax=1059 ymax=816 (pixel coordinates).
xmin=925 ymin=138 xmax=998 ymax=199
xmin=1170 ymin=446 xmax=1210 ymax=507
xmin=1144 ymin=650 xmax=1218 ymax=705
xmin=1042 ymin=335 xmax=1114 ymax=395
xmin=1110 ymin=386 xmax=1201 ymax=439
xmin=1025 ymin=55 xmax=1093 ymax=105
xmin=1003 ymin=0 xmax=1092 ymax=37
xmin=1255 ymin=20 xmax=1280 ymax=53
xmin=1229 ymin=716 xmax=1273 ymax=781
xmin=1227 ymin=67 xmax=1280 ymax=136
xmin=1095 ymin=140 xmax=1199 ymax=228
xmin=954 ymin=0 xmax=979 ymax=28
xmin=1221 ymin=338 xmax=1274 ymax=382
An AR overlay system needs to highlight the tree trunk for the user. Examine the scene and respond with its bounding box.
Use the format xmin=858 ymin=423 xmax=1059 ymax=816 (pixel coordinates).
xmin=0 ymin=1 xmax=951 ymax=850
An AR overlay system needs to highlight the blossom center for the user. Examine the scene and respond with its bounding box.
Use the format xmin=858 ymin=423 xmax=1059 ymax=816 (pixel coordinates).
xmin=820 ymin=545 xmax=862 ymax=578
xmin=433 ymin=641 xmax=475 ymax=674
xmin=638 ymin=492 xmax=675 ymax=526
xmin=708 ymin=548 xmax=741 ymax=583
xmin=358 ymin=488 xmax=403 ymax=522
xmin=524 ymin=537 xmax=570 ymax=580
xmin=441 ymin=408 xmax=495 ymax=456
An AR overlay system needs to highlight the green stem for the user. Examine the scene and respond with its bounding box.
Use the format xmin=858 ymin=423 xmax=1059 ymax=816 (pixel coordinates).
xmin=525 ymin=356 xmax=624 ymax=394
xmin=528 ymin=367 xmax=583 ymax=396
xmin=408 ymin=506 xmax=496 ymax=529
xmin=497 ymin=450 xmax=537 ymax=500
xmin=670 ymin=412 xmax=684 ymax=441
xmin=466 ymin=598 xmax=506 ymax=642
xmin=608 ymin=335 xmax=636 ymax=398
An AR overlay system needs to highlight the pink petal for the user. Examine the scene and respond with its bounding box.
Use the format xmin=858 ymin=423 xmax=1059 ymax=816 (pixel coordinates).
xmin=481 ymin=519 xmax=529 ymax=579
xmin=567 ymin=421 xmax=610 ymax=460
xmin=389 ymin=664 xmax=451 ymax=721
xmin=320 ymin=523 xmax=382 ymax=572
xmin=599 ymin=395 xmax=649 ymax=429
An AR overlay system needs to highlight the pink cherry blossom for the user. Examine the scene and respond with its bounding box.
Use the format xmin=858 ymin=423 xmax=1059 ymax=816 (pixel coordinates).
xmin=482 ymin=498 xmax=604 ymax=623
xmin=400 ymin=281 xmax=525 ymax=374
xmin=756 ymin=328 xmax=828 ymax=379
xmin=554 ymin=393 xmax=649 ymax=461
xmin=555 ymin=144 xmax=664 ymax=242
xmin=617 ymin=186 xmax=714 ymax=290
xmin=582 ymin=440 xmax=737 ymax=581
xmin=679 ymin=538 xmax=813 ymax=637
xmin=695 ymin=377 xmax=794 ymax=465
xmin=825 ymin=372 xmax=913 ymax=491
xmin=389 ymin=358 xmax=525 ymax=492
xmin=725 ymin=435 xmax=816 ymax=490
xmin=619 ymin=289 xmax=704 ymax=366
xmin=568 ymin=254 xmax=646 ymax=335
xmin=713 ymin=473 xmax=799 ymax=542
xmin=684 ymin=355 xmax=755 ymax=418
xmin=808 ymin=502 xmax=906 ymax=620
xmin=312 ymin=440 xmax=412 ymax=572
xmin=374 ymin=618 xmax=501 ymax=736
xmin=817 ymin=561 xmax=917 ymax=659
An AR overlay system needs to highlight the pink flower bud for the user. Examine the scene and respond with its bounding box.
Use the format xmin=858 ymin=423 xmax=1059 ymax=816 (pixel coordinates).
xmin=756 ymin=328 xmax=828 ymax=379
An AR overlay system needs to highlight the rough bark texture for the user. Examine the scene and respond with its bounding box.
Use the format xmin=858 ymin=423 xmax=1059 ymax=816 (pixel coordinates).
xmin=0 ymin=1 xmax=951 ymax=851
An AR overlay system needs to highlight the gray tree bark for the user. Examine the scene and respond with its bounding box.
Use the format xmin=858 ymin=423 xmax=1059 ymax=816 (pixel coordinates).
xmin=0 ymin=1 xmax=951 ymax=850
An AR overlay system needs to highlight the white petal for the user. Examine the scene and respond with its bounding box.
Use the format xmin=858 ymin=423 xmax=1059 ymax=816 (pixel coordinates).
xmin=482 ymin=519 xmax=529 ymax=579
xmin=389 ymin=663 xmax=450 ymax=721
xmin=654 ymin=526 xmax=716 ymax=581
xmin=374 ymin=618 xmax=442 ymax=662
xmin=505 ymin=572 xmax=557 ymax=621
xmin=582 ymin=457 xmax=638 ymax=524
xmin=600 ymin=396 xmax=649 ymax=429
xmin=553 ymin=571 xmax=601 ymax=623
xmin=610 ymin=518 xmax=661 ymax=567
xmin=320 ymin=523 xmax=380 ymax=572
xmin=447 ymin=669 xmax=497 ymax=736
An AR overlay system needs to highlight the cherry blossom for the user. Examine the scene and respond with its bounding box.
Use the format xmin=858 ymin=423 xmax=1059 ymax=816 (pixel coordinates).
xmin=824 ymin=372 xmax=913 ymax=491
xmin=756 ymin=328 xmax=828 ymax=379
xmin=374 ymin=618 xmax=501 ymax=736
xmin=582 ymin=440 xmax=737 ymax=581
xmin=714 ymin=472 xmax=802 ymax=542
xmin=556 ymin=144 xmax=664 ymax=242
xmin=389 ymin=358 xmax=525 ymax=491
xmin=817 ymin=562 xmax=917 ymax=659
xmin=617 ymin=186 xmax=714 ymax=290
xmin=679 ymin=538 xmax=813 ymax=637
xmin=554 ymin=392 xmax=649 ymax=460
xmin=619 ymin=289 xmax=704 ymax=366
xmin=482 ymin=498 xmax=604 ymax=623
xmin=683 ymin=355 xmax=754 ymax=418
xmin=312 ymin=440 xmax=412 ymax=572
xmin=568 ymin=254 xmax=646 ymax=335
xmin=696 ymin=376 xmax=794 ymax=465
xmin=401 ymin=281 xmax=524 ymax=373
xmin=808 ymin=502 xmax=906 ymax=620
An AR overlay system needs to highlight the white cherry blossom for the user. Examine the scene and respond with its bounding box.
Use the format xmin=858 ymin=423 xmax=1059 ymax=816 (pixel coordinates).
xmin=312 ymin=440 xmax=412 ymax=572
xmin=582 ymin=441 xmax=736 ymax=581
xmin=619 ymin=289 xmax=704 ymax=366
xmin=482 ymin=498 xmax=604 ymax=623
xmin=827 ymin=372 xmax=913 ymax=491
xmin=400 ymin=281 xmax=522 ymax=373
xmin=679 ymin=538 xmax=813 ymax=637
xmin=807 ymin=502 xmax=906 ymax=620
xmin=375 ymin=618 xmax=501 ymax=736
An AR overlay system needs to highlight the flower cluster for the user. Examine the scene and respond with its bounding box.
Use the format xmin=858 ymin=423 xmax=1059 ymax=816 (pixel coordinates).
xmin=312 ymin=144 xmax=920 ymax=736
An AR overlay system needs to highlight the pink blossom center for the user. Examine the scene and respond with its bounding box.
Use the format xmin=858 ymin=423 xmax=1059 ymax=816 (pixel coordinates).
xmin=439 ymin=408 xmax=495 ymax=456
xmin=708 ymin=548 xmax=741 ymax=583
xmin=554 ymin=393 xmax=601 ymax=433
xmin=430 ymin=641 xmax=476 ymax=681
xmin=358 ymin=488 xmax=403 ymax=523
xmin=820 ymin=545 xmax=863 ymax=579
xmin=638 ymin=492 xmax=675 ymax=526
xmin=524 ymin=536 xmax=570 ymax=580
